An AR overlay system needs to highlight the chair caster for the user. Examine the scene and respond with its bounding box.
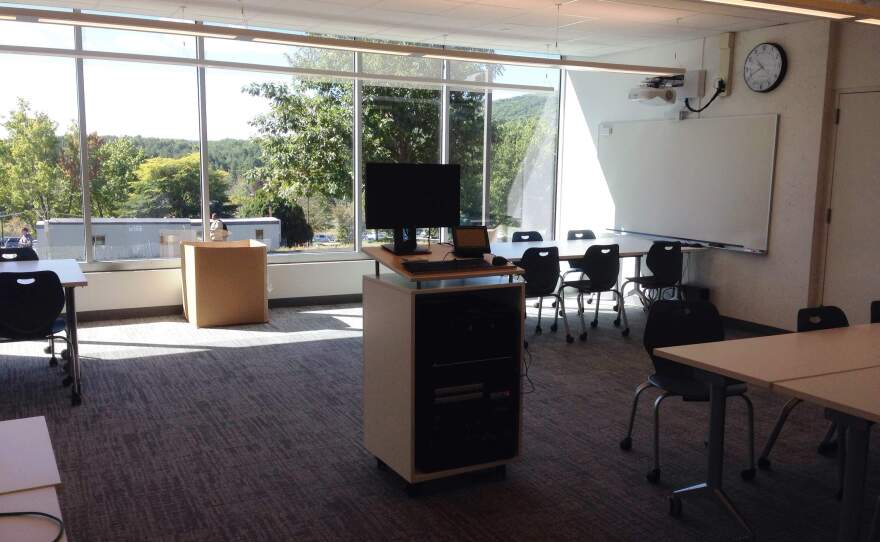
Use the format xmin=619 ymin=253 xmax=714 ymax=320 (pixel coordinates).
xmin=613 ymin=304 xmax=619 ymax=312
xmin=817 ymin=440 xmax=838 ymax=456
xmin=63 ymin=363 xmax=70 ymax=373
xmin=669 ymin=495 xmax=683 ymax=518
xmin=579 ymin=332 xmax=587 ymax=341
xmin=405 ymin=482 xmax=421 ymax=498
xmin=49 ymin=357 xmax=58 ymax=367
xmin=757 ymin=457 xmax=771 ymax=470
xmin=741 ymin=468 xmax=756 ymax=481
xmin=550 ymin=323 xmax=558 ymax=332
xmin=551 ymin=301 xmax=557 ymax=308
xmin=566 ymin=335 xmax=574 ymax=344
xmin=62 ymin=376 xmax=73 ymax=388
xmin=558 ymin=310 xmax=565 ymax=317
xmin=61 ymin=349 xmax=69 ymax=361
xmin=646 ymin=468 xmax=661 ymax=484
xmin=619 ymin=437 xmax=632 ymax=451
xmin=590 ymin=320 xmax=598 ymax=329
xmin=613 ymin=318 xmax=621 ymax=327
xmin=71 ymin=392 xmax=82 ymax=407
xmin=376 ymin=458 xmax=388 ymax=471
xmin=586 ymin=297 xmax=593 ymax=304
xmin=535 ymin=326 xmax=543 ymax=336
xmin=44 ymin=345 xmax=53 ymax=354
xmin=622 ymin=328 xmax=630 ymax=337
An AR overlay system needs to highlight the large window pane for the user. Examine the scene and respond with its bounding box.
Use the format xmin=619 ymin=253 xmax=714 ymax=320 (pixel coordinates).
xmin=0 ymin=18 xmax=73 ymax=48
xmin=83 ymin=60 xmax=203 ymax=260
xmin=449 ymin=90 xmax=484 ymax=226
xmin=0 ymin=53 xmax=83 ymax=260
xmin=205 ymin=38 xmax=352 ymax=71
xmin=489 ymin=67 xmax=559 ymax=241
xmin=82 ymin=27 xmax=196 ymax=58
xmin=362 ymin=82 xmax=441 ymax=245
xmin=206 ymin=68 xmax=354 ymax=254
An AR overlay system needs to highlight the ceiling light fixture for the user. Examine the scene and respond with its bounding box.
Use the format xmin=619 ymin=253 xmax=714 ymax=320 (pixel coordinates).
xmin=856 ymin=18 xmax=880 ymax=25
xmin=697 ymin=0 xmax=853 ymax=19
xmin=35 ymin=16 xmax=237 ymax=38
xmin=253 ymin=37 xmax=410 ymax=55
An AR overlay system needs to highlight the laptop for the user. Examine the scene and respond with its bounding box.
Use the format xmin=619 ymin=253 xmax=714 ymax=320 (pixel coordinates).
xmin=452 ymin=226 xmax=491 ymax=258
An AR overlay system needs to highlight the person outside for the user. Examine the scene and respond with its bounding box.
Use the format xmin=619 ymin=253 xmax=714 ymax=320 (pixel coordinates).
xmin=209 ymin=213 xmax=230 ymax=241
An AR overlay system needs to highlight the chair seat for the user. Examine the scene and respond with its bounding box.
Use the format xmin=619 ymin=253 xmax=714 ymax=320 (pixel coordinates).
xmin=51 ymin=318 xmax=67 ymax=335
xmin=562 ymin=279 xmax=600 ymax=293
xmin=0 ymin=317 xmax=67 ymax=342
xmin=649 ymin=373 xmax=747 ymax=400
xmin=626 ymin=275 xmax=678 ymax=289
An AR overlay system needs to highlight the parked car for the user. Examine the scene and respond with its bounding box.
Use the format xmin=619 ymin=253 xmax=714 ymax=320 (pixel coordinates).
xmin=312 ymin=233 xmax=337 ymax=245
xmin=1 ymin=237 xmax=19 ymax=248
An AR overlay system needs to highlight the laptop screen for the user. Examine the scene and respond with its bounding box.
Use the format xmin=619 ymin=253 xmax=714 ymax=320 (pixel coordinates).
xmin=453 ymin=226 xmax=490 ymax=254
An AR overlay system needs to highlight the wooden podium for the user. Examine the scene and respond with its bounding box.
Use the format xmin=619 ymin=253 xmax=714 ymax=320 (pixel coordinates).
xmin=361 ymin=245 xmax=525 ymax=494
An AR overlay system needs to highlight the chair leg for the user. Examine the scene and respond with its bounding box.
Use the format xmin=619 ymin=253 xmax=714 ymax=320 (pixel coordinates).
xmin=620 ymin=381 xmax=654 ymax=450
xmin=559 ymin=293 xmax=574 ymax=344
xmin=576 ymin=293 xmax=587 ymax=341
xmin=647 ymin=392 xmax=672 ymax=484
xmin=837 ymin=425 xmax=847 ymax=501
xmin=739 ymin=394 xmax=757 ymax=480
xmin=613 ymin=289 xmax=630 ymax=337
xmin=535 ymin=297 xmax=544 ymax=335
xmin=758 ymin=397 xmax=802 ymax=469
xmin=818 ymin=421 xmax=839 ymax=456
xmin=49 ymin=337 xmax=58 ymax=367
xmin=591 ymin=292 xmax=601 ymax=328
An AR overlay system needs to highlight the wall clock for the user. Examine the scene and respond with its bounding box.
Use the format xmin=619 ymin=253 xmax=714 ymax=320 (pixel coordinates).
xmin=744 ymin=42 xmax=787 ymax=93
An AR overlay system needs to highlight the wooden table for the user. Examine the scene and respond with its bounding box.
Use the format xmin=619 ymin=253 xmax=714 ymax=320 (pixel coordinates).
xmin=490 ymin=233 xmax=690 ymax=262
xmin=655 ymin=324 xmax=880 ymax=541
xmin=0 ymin=417 xmax=67 ymax=541
xmin=362 ymin=245 xmax=522 ymax=286
xmin=0 ymin=259 xmax=87 ymax=405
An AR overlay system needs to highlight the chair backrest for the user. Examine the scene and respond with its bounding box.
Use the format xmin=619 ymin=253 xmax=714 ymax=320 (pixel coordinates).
xmin=796 ymin=306 xmax=849 ymax=332
xmin=872 ymin=301 xmax=880 ymax=324
xmin=644 ymin=300 xmax=725 ymax=381
xmin=0 ymin=247 xmax=39 ymax=262
xmin=567 ymin=229 xmax=596 ymax=241
xmin=512 ymin=231 xmax=543 ymax=243
xmin=0 ymin=271 xmax=65 ymax=339
xmin=580 ymin=243 xmax=619 ymax=291
xmin=520 ymin=246 xmax=560 ymax=298
xmin=645 ymin=241 xmax=682 ymax=285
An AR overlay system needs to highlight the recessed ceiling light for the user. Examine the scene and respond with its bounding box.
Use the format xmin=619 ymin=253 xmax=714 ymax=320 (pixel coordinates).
xmin=698 ymin=0 xmax=854 ymax=19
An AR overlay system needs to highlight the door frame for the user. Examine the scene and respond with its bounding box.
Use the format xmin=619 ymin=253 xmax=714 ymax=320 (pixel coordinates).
xmin=810 ymin=86 xmax=880 ymax=306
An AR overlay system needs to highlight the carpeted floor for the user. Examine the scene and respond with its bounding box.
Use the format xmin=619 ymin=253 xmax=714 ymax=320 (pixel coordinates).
xmin=1 ymin=301 xmax=878 ymax=541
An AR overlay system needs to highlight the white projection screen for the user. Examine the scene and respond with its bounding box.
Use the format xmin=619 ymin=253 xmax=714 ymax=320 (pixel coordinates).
xmin=597 ymin=114 xmax=778 ymax=252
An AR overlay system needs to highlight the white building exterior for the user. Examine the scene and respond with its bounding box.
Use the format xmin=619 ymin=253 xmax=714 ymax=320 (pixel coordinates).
xmin=35 ymin=217 xmax=281 ymax=260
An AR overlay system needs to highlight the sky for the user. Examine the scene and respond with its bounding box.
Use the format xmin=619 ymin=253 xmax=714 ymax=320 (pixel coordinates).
xmin=0 ymin=17 xmax=559 ymax=140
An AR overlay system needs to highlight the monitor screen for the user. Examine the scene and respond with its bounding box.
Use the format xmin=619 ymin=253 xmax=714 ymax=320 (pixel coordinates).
xmin=364 ymin=163 xmax=461 ymax=229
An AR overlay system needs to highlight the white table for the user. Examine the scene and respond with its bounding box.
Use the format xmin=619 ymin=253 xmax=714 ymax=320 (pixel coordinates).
xmin=0 ymin=259 xmax=87 ymax=405
xmin=656 ymin=324 xmax=880 ymax=542
xmin=490 ymin=233 xmax=686 ymax=262
xmin=0 ymin=417 xmax=67 ymax=542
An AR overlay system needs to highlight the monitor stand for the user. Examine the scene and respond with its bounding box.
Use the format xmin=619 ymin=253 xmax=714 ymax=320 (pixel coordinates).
xmin=382 ymin=227 xmax=429 ymax=255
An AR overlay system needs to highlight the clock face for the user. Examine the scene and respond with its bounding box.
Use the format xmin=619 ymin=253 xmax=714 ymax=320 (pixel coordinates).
xmin=744 ymin=42 xmax=787 ymax=93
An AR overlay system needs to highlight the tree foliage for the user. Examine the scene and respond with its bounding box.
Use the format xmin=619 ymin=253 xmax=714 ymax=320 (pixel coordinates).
xmin=125 ymin=153 xmax=228 ymax=218
xmin=238 ymin=187 xmax=313 ymax=245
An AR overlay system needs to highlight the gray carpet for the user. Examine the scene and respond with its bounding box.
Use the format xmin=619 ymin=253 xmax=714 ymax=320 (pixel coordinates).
xmin=1 ymin=301 xmax=878 ymax=541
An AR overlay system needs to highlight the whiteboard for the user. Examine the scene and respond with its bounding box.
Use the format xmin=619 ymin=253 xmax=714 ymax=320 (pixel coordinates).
xmin=597 ymin=114 xmax=778 ymax=252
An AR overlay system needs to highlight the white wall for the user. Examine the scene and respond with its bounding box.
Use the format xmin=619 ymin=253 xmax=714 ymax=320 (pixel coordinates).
xmin=78 ymin=259 xmax=375 ymax=313
xmin=833 ymin=23 xmax=880 ymax=91
xmin=559 ymin=19 xmax=834 ymax=330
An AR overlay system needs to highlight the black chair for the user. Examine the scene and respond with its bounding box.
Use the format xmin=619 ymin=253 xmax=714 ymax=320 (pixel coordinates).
xmin=620 ymin=241 xmax=683 ymax=334
xmin=0 ymin=246 xmax=38 ymax=262
xmin=871 ymin=300 xmax=880 ymax=324
xmin=0 ymin=271 xmax=70 ymax=371
xmin=559 ymin=244 xmax=628 ymax=342
xmin=520 ymin=247 xmax=570 ymax=339
xmin=620 ymin=300 xmax=755 ymax=484
xmin=758 ymin=306 xmax=849 ymax=469
xmin=512 ymin=231 xmax=542 ymax=243
xmin=566 ymin=230 xmax=596 ymax=241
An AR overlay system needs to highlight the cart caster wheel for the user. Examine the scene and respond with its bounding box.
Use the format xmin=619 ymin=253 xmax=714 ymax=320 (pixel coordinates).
xmin=757 ymin=457 xmax=771 ymax=470
xmin=741 ymin=468 xmax=756 ymax=481
xmin=613 ymin=304 xmax=619 ymax=312
xmin=62 ymin=376 xmax=73 ymax=388
xmin=551 ymin=301 xmax=557 ymax=308
xmin=535 ymin=326 xmax=542 ymax=336
xmin=646 ymin=468 xmax=661 ymax=484
xmin=550 ymin=323 xmax=558 ymax=332
xmin=376 ymin=458 xmax=388 ymax=471
xmin=566 ymin=335 xmax=574 ymax=344
xmin=44 ymin=345 xmax=52 ymax=354
xmin=590 ymin=320 xmax=598 ymax=329
xmin=669 ymin=495 xmax=683 ymax=518
xmin=613 ymin=318 xmax=621 ymax=327
xmin=587 ymin=298 xmax=593 ymax=304
xmin=579 ymin=332 xmax=588 ymax=341
xmin=49 ymin=356 xmax=58 ymax=367
xmin=818 ymin=440 xmax=838 ymax=456
xmin=71 ymin=393 xmax=82 ymax=407
xmin=622 ymin=328 xmax=630 ymax=337
xmin=619 ymin=437 xmax=632 ymax=451
xmin=61 ymin=349 xmax=69 ymax=361
xmin=493 ymin=465 xmax=507 ymax=481
xmin=405 ymin=483 xmax=421 ymax=498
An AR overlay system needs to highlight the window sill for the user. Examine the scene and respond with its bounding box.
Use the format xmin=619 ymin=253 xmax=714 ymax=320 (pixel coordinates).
xmin=79 ymin=250 xmax=370 ymax=273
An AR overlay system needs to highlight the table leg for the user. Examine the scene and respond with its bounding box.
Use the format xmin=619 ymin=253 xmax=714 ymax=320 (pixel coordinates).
xmin=631 ymin=255 xmax=649 ymax=308
xmin=375 ymin=261 xmax=379 ymax=277
xmin=826 ymin=409 xmax=872 ymax=542
xmin=64 ymin=286 xmax=82 ymax=406
xmin=671 ymin=375 xmax=753 ymax=540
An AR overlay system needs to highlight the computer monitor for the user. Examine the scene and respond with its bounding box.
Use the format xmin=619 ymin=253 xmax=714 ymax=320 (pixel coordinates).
xmin=364 ymin=163 xmax=461 ymax=254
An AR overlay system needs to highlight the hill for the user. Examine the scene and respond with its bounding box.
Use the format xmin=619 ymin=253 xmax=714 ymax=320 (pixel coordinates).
xmin=492 ymin=93 xmax=552 ymax=124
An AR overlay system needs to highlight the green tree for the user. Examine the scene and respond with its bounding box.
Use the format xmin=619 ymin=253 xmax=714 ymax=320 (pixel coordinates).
xmin=125 ymin=152 xmax=229 ymax=218
xmin=238 ymin=188 xmax=313 ymax=245
xmin=92 ymin=137 xmax=145 ymax=217
xmin=0 ymin=99 xmax=79 ymax=229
